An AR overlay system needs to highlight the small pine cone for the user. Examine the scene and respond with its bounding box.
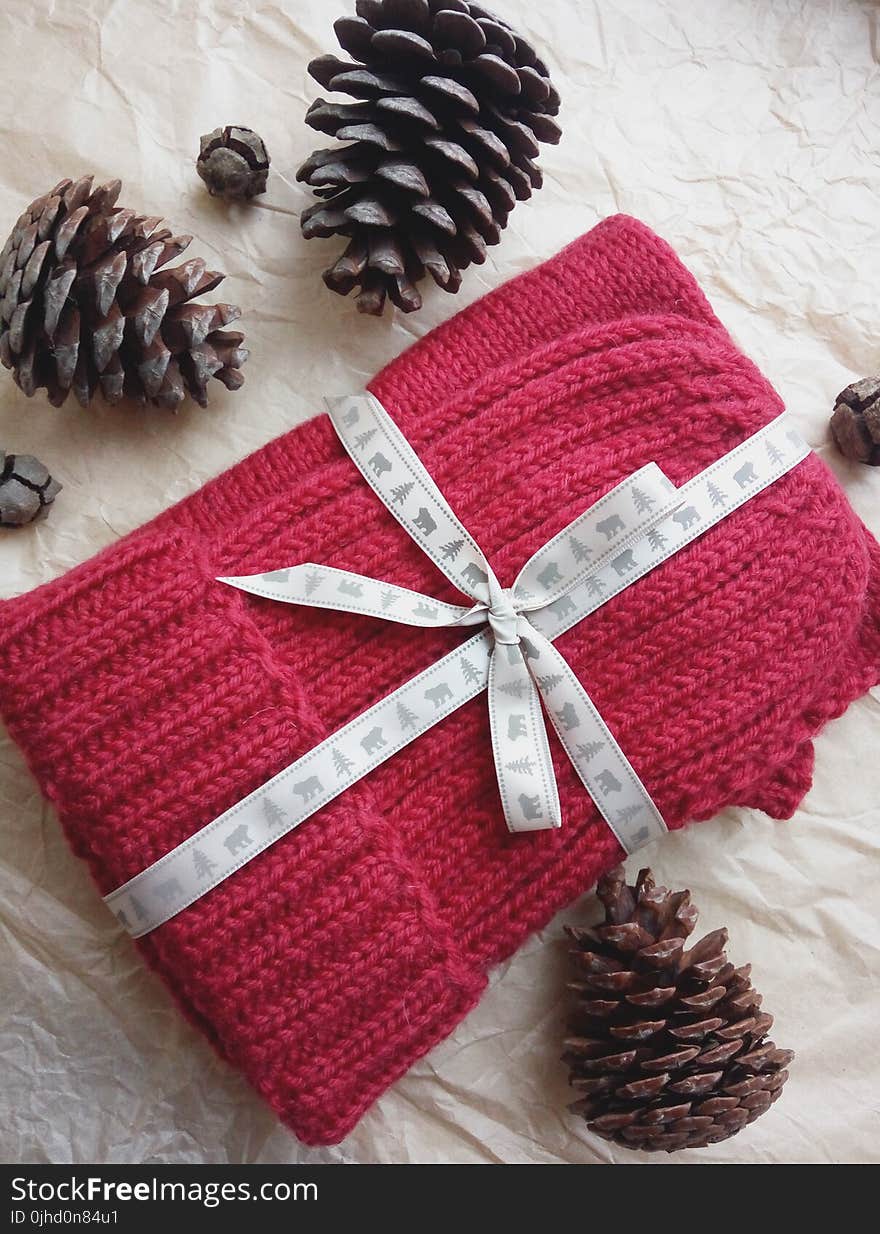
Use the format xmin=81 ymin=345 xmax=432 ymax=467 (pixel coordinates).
xmin=197 ymin=126 xmax=271 ymax=200
xmin=564 ymin=867 xmax=794 ymax=1153
xmin=830 ymin=376 xmax=880 ymax=465
xmin=0 ymin=452 xmax=61 ymax=526
xmin=0 ymin=176 xmax=248 ymax=410
xmin=297 ymin=0 xmax=562 ymax=315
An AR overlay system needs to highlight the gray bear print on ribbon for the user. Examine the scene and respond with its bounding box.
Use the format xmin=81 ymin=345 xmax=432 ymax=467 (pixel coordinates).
xmin=518 ymin=792 xmax=543 ymax=822
xmin=673 ymin=506 xmax=700 ymax=530
xmin=414 ymin=507 xmax=437 ymax=536
xmin=368 ymin=452 xmax=392 ymax=478
xmin=156 ymin=877 xmax=182 ymax=905
xmin=425 ymin=682 xmax=453 ymax=708
xmin=597 ymin=514 xmax=625 ymax=540
xmin=361 ymin=726 xmax=386 ymax=755
xmin=224 ymin=825 xmax=252 ymax=855
xmin=734 ymin=461 xmax=757 ymax=487
xmin=294 ymin=776 xmax=323 ymax=802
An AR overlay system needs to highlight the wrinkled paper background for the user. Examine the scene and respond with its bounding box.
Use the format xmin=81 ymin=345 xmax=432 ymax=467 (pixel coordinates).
xmin=1 ymin=0 xmax=878 ymax=1165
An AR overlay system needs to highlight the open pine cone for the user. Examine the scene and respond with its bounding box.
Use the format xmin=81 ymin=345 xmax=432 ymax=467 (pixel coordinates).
xmin=297 ymin=0 xmax=562 ymax=314
xmin=0 ymin=176 xmax=248 ymax=410
xmin=564 ymin=867 xmax=794 ymax=1153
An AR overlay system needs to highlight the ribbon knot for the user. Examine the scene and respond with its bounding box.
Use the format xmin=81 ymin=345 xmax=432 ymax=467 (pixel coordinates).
xmin=485 ymin=576 xmax=521 ymax=647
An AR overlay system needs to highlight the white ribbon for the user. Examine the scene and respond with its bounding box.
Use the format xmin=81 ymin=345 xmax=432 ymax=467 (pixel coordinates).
xmin=104 ymin=398 xmax=810 ymax=937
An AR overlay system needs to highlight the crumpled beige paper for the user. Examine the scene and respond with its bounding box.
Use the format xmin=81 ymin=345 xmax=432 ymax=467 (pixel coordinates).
xmin=1 ymin=0 xmax=878 ymax=1165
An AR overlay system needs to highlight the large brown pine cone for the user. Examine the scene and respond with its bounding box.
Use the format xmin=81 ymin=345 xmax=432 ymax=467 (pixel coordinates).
xmin=297 ymin=0 xmax=562 ymax=315
xmin=564 ymin=867 xmax=794 ymax=1153
xmin=0 ymin=176 xmax=248 ymax=410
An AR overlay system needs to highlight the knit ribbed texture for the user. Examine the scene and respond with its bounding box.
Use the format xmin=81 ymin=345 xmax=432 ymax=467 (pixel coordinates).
xmin=1 ymin=216 xmax=878 ymax=1145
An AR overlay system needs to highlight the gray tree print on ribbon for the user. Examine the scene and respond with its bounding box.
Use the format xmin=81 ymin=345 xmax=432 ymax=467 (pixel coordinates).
xmin=632 ymin=486 xmax=656 ymax=514
xmin=460 ymin=656 xmax=481 ymax=685
xmin=707 ymin=481 xmax=726 ymax=508
xmin=586 ymin=575 xmax=605 ymax=598
xmin=263 ymin=797 xmax=287 ymax=829
xmin=390 ymin=481 xmax=414 ymax=505
xmin=192 ymin=847 xmax=217 ymax=879
xmin=568 ymin=534 xmax=590 ymax=563
xmin=441 ymin=538 xmax=465 ymax=559
xmin=646 ymin=526 xmax=668 ymax=553
xmin=766 ymin=439 xmax=784 ymax=466
xmin=332 ymin=747 xmax=355 ymax=777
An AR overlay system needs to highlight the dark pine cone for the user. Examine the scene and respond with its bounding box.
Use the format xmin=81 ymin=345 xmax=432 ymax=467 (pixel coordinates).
xmin=564 ymin=867 xmax=794 ymax=1153
xmin=197 ymin=126 xmax=271 ymax=200
xmin=0 ymin=176 xmax=248 ymax=410
xmin=297 ymin=0 xmax=562 ymax=315
xmin=0 ymin=452 xmax=61 ymax=527
xmin=830 ymin=376 xmax=880 ymax=465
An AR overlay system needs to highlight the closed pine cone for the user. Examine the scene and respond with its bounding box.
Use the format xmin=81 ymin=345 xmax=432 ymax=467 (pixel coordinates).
xmin=564 ymin=867 xmax=794 ymax=1153
xmin=0 ymin=452 xmax=61 ymax=527
xmin=830 ymin=375 xmax=880 ymax=465
xmin=0 ymin=176 xmax=248 ymax=410
xmin=297 ymin=0 xmax=561 ymax=315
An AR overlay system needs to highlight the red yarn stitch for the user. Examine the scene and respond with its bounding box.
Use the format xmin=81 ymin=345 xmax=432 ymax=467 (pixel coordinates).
xmin=0 ymin=216 xmax=878 ymax=1145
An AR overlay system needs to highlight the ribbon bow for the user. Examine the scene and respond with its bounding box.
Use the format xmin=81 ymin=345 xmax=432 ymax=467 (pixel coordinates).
xmin=221 ymin=393 xmax=681 ymax=840
xmin=104 ymin=396 xmax=808 ymax=937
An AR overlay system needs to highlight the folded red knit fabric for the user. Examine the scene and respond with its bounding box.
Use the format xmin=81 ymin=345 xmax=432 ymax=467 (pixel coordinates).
xmin=1 ymin=216 xmax=878 ymax=1145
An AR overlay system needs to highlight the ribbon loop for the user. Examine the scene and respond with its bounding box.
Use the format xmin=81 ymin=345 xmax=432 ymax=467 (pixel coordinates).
xmin=326 ymin=393 xmax=496 ymax=607
xmin=489 ymin=635 xmax=562 ymax=832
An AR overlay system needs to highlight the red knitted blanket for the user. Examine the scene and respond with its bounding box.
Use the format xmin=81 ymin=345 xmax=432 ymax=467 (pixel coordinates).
xmin=1 ymin=216 xmax=878 ymax=1144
